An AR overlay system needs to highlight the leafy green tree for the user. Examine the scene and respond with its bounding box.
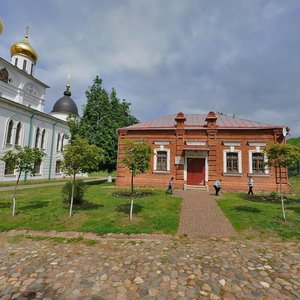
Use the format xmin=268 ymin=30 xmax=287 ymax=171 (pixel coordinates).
xmin=66 ymin=115 xmax=81 ymax=142
xmin=62 ymin=135 xmax=104 ymax=217
xmin=122 ymin=139 xmax=152 ymax=220
xmin=0 ymin=146 xmax=45 ymax=217
xmin=264 ymin=142 xmax=300 ymax=221
xmin=80 ymin=76 xmax=138 ymax=181
xmin=287 ymin=137 xmax=300 ymax=176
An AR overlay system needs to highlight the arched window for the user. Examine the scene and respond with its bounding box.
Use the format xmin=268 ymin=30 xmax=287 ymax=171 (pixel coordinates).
xmin=15 ymin=122 xmax=22 ymax=145
xmin=61 ymin=135 xmax=65 ymax=152
xmin=41 ymin=129 xmax=46 ymax=149
xmin=34 ymin=160 xmax=42 ymax=174
xmin=6 ymin=120 xmax=13 ymax=144
xmin=56 ymin=133 xmax=61 ymax=152
xmin=55 ymin=160 xmax=62 ymax=174
xmin=35 ymin=127 xmax=40 ymax=148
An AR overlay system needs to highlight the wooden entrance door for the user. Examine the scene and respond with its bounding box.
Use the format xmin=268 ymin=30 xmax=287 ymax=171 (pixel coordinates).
xmin=187 ymin=158 xmax=205 ymax=185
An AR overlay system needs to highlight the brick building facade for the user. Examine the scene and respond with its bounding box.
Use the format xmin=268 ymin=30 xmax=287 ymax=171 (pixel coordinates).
xmin=116 ymin=112 xmax=289 ymax=192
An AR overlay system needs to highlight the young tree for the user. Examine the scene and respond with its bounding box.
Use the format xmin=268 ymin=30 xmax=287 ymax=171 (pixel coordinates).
xmin=122 ymin=139 xmax=152 ymax=220
xmin=1 ymin=146 xmax=45 ymax=217
xmin=62 ymin=135 xmax=104 ymax=217
xmin=80 ymin=76 xmax=138 ymax=181
xmin=264 ymin=142 xmax=300 ymax=221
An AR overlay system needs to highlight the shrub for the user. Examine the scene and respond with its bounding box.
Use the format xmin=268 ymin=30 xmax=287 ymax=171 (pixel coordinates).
xmin=62 ymin=179 xmax=87 ymax=204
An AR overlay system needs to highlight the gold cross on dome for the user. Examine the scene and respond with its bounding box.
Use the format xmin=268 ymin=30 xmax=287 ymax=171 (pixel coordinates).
xmin=25 ymin=26 xmax=29 ymax=38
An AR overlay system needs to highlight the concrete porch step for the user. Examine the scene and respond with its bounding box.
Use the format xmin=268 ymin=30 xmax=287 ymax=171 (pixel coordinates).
xmin=184 ymin=185 xmax=208 ymax=191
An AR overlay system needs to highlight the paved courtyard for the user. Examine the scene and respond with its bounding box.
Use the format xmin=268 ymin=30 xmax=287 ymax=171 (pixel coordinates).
xmin=0 ymin=190 xmax=299 ymax=299
xmin=0 ymin=231 xmax=299 ymax=300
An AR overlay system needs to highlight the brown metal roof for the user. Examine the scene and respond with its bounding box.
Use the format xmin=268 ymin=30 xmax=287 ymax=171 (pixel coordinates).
xmin=120 ymin=114 xmax=285 ymax=131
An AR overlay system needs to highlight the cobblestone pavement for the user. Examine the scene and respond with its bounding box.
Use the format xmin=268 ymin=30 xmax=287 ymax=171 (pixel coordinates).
xmin=0 ymin=232 xmax=299 ymax=299
xmin=177 ymin=191 xmax=237 ymax=238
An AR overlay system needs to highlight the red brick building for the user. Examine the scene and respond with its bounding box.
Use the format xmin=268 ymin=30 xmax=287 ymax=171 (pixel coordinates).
xmin=116 ymin=112 xmax=289 ymax=192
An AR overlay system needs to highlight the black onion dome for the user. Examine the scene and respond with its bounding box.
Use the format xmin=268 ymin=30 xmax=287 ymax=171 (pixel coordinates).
xmin=51 ymin=86 xmax=78 ymax=116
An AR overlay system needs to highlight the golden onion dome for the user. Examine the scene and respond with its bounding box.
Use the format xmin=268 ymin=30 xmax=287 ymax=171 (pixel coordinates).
xmin=0 ymin=18 xmax=3 ymax=34
xmin=10 ymin=27 xmax=38 ymax=62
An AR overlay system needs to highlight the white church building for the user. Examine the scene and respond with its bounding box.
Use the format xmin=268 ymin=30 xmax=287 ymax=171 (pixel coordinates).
xmin=0 ymin=25 xmax=79 ymax=182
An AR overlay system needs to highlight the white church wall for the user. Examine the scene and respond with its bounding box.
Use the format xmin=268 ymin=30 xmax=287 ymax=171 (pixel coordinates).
xmin=0 ymin=99 xmax=69 ymax=182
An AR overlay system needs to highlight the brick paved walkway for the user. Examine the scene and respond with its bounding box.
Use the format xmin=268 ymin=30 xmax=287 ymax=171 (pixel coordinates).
xmin=177 ymin=190 xmax=237 ymax=237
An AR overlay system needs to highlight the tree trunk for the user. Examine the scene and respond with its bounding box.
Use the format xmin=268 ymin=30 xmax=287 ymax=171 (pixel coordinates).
xmin=107 ymin=172 xmax=112 ymax=183
xmin=131 ymin=166 xmax=134 ymax=195
xmin=279 ymin=166 xmax=286 ymax=221
xmin=129 ymin=196 xmax=134 ymax=221
xmin=69 ymin=174 xmax=76 ymax=217
xmin=12 ymin=171 xmax=22 ymax=217
xmin=130 ymin=167 xmax=134 ymax=221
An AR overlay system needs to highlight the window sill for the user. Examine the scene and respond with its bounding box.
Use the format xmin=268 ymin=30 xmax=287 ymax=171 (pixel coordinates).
xmin=222 ymin=172 xmax=242 ymax=177
xmin=4 ymin=174 xmax=15 ymax=177
xmin=248 ymin=173 xmax=269 ymax=178
xmin=153 ymin=170 xmax=170 ymax=174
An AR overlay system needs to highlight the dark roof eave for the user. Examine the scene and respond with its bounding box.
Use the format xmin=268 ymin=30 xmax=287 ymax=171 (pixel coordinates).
xmin=119 ymin=126 xmax=285 ymax=132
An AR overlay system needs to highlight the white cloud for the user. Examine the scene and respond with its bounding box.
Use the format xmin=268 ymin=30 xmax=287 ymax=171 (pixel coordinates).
xmin=1 ymin=0 xmax=300 ymax=137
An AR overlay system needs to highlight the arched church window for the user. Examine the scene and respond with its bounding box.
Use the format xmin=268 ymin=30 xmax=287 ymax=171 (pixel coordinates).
xmin=35 ymin=127 xmax=40 ymax=148
xmin=6 ymin=120 xmax=13 ymax=144
xmin=61 ymin=135 xmax=65 ymax=152
xmin=56 ymin=133 xmax=61 ymax=152
xmin=41 ymin=129 xmax=46 ymax=149
xmin=15 ymin=122 xmax=22 ymax=145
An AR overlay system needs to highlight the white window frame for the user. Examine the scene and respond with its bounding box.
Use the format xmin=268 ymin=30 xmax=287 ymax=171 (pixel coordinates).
xmin=223 ymin=149 xmax=242 ymax=174
xmin=153 ymin=147 xmax=170 ymax=173
xmin=249 ymin=149 xmax=269 ymax=175
xmin=14 ymin=122 xmax=22 ymax=146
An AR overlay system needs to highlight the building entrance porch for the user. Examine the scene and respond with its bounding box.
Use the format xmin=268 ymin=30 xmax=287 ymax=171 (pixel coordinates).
xmin=184 ymin=150 xmax=208 ymax=190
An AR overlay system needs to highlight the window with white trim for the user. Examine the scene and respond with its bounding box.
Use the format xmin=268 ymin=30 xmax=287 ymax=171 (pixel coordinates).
xmin=15 ymin=122 xmax=22 ymax=145
xmin=55 ymin=160 xmax=62 ymax=174
xmin=249 ymin=151 xmax=268 ymax=174
xmin=61 ymin=135 xmax=65 ymax=152
xmin=40 ymin=129 xmax=46 ymax=149
xmin=34 ymin=160 xmax=42 ymax=175
xmin=227 ymin=152 xmax=238 ymax=172
xmin=4 ymin=163 xmax=14 ymax=175
xmin=6 ymin=120 xmax=13 ymax=144
xmin=35 ymin=127 xmax=40 ymax=148
xmin=56 ymin=133 xmax=61 ymax=152
xmin=223 ymin=150 xmax=242 ymax=174
xmin=154 ymin=149 xmax=170 ymax=172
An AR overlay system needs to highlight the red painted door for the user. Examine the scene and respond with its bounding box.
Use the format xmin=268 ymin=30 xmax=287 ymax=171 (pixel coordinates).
xmin=187 ymin=158 xmax=205 ymax=185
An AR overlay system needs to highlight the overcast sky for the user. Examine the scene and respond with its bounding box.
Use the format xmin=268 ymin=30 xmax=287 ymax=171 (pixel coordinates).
xmin=1 ymin=0 xmax=300 ymax=137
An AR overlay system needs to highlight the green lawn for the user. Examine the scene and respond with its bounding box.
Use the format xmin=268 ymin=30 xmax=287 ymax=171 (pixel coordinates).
xmin=0 ymin=175 xmax=109 ymax=188
xmin=217 ymin=177 xmax=300 ymax=240
xmin=0 ymin=183 xmax=181 ymax=234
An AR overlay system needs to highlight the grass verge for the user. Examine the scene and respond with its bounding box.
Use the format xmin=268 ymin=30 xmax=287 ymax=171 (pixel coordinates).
xmin=0 ymin=183 xmax=181 ymax=235
xmin=217 ymin=177 xmax=300 ymax=241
